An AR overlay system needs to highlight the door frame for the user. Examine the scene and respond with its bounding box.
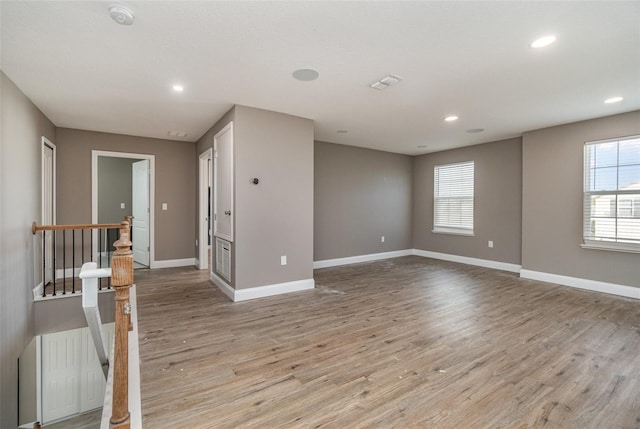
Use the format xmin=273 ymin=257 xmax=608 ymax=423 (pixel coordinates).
xmin=91 ymin=150 xmax=155 ymax=268
xmin=198 ymin=148 xmax=212 ymax=270
xmin=41 ymin=137 xmax=56 ymax=288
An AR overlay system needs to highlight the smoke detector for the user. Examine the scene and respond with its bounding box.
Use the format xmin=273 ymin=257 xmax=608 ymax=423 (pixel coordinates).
xmin=109 ymin=5 xmax=135 ymax=25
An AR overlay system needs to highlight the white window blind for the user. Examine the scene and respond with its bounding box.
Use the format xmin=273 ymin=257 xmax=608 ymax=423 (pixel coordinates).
xmin=434 ymin=161 xmax=474 ymax=234
xmin=583 ymin=136 xmax=640 ymax=252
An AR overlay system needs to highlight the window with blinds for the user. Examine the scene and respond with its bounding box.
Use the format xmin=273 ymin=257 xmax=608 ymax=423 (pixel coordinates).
xmin=583 ymin=136 xmax=640 ymax=252
xmin=433 ymin=161 xmax=474 ymax=234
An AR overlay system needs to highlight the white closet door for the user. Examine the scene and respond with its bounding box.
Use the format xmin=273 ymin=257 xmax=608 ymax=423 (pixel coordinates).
xmin=42 ymin=329 xmax=82 ymax=423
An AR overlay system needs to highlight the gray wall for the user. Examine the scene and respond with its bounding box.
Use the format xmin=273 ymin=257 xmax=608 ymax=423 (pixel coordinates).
xmin=97 ymin=157 xmax=136 ymax=224
xmin=413 ymin=137 xmax=523 ymax=265
xmin=234 ymin=106 xmax=314 ymax=289
xmin=56 ymin=128 xmax=196 ymax=262
xmin=522 ymin=111 xmax=640 ymax=287
xmin=314 ymin=141 xmax=413 ymax=261
xmin=0 ymin=71 xmax=56 ymax=428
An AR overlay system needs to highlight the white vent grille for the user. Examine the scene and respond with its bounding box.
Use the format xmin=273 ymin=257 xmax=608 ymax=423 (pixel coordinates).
xmin=216 ymin=238 xmax=231 ymax=282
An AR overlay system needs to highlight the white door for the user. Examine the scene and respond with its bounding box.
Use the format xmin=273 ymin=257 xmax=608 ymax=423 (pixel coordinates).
xmin=214 ymin=122 xmax=234 ymax=242
xmin=132 ymin=160 xmax=150 ymax=266
xmin=42 ymin=329 xmax=81 ymax=423
xmin=42 ymin=140 xmax=55 ymax=284
xmin=41 ymin=324 xmax=114 ymax=424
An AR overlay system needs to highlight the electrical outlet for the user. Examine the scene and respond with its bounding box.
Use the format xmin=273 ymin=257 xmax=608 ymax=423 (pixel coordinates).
xmin=195 ymin=239 xmax=198 ymax=246
xmin=381 ymin=236 xmax=385 ymax=243
xmin=120 ymin=202 xmax=125 ymax=209
xmin=488 ymin=240 xmax=494 ymax=248
xmin=162 ymin=203 xmax=168 ymax=211
xmin=281 ymin=255 xmax=287 ymax=266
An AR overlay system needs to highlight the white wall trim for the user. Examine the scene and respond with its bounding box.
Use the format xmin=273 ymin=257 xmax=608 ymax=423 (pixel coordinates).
xmin=313 ymin=249 xmax=413 ymax=269
xmin=33 ymin=282 xmax=43 ymax=299
xmin=210 ymin=273 xmax=314 ymax=302
xmin=210 ymin=271 xmax=235 ymax=301
xmin=412 ymin=249 xmax=522 ymax=273
xmin=520 ymin=269 xmax=640 ymax=300
xmin=150 ymin=258 xmax=196 ymax=269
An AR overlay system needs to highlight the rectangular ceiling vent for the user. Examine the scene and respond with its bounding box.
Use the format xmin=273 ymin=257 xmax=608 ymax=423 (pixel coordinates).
xmin=369 ymin=74 xmax=403 ymax=90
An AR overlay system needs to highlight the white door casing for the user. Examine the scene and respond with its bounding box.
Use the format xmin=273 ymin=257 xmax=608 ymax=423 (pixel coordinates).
xmin=132 ymin=159 xmax=150 ymax=267
xmin=199 ymin=148 xmax=213 ymax=270
xmin=91 ymin=150 xmax=155 ymax=268
xmin=42 ymin=138 xmax=56 ymax=285
xmin=214 ymin=122 xmax=234 ymax=242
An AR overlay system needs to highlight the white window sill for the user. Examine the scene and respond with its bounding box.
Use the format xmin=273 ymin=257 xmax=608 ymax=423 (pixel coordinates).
xmin=432 ymin=228 xmax=474 ymax=237
xmin=580 ymin=243 xmax=640 ymax=254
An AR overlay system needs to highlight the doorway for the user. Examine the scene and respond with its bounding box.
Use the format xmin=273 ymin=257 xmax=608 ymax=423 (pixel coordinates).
xmin=91 ymin=150 xmax=155 ymax=268
xmin=198 ymin=148 xmax=212 ymax=270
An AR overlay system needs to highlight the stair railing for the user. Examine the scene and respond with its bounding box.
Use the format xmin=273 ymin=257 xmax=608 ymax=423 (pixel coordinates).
xmin=32 ymin=220 xmax=127 ymax=297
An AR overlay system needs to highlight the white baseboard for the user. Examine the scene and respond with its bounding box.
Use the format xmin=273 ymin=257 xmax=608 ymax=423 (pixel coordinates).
xmin=33 ymin=282 xmax=43 ymax=299
xmin=210 ymin=272 xmax=235 ymax=300
xmin=194 ymin=258 xmax=200 ymax=268
xmin=412 ymin=249 xmax=522 ymax=273
xmin=56 ymin=267 xmax=82 ymax=278
xmin=150 ymin=258 xmax=196 ymax=269
xmin=209 ymin=272 xmax=314 ymax=302
xmin=520 ymin=269 xmax=640 ymax=300
xmin=313 ymin=249 xmax=413 ymax=269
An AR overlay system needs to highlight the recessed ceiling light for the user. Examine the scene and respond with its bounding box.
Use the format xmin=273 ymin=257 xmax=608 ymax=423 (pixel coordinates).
xmin=604 ymin=96 xmax=623 ymax=104
xmin=336 ymin=130 xmax=348 ymax=134
xmin=292 ymin=69 xmax=319 ymax=81
xmin=369 ymin=74 xmax=403 ymax=90
xmin=109 ymin=5 xmax=135 ymax=26
xmin=172 ymin=85 xmax=184 ymax=92
xmin=530 ymin=35 xmax=556 ymax=49
xmin=466 ymin=128 xmax=485 ymax=134
xmin=444 ymin=115 xmax=459 ymax=122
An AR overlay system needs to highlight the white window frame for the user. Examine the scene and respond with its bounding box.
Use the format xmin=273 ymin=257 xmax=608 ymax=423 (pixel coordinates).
xmin=582 ymin=135 xmax=640 ymax=254
xmin=432 ymin=160 xmax=475 ymax=236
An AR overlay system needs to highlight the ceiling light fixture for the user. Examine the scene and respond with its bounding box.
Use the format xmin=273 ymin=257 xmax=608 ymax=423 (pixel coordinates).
xmin=109 ymin=5 xmax=135 ymax=26
xmin=530 ymin=35 xmax=556 ymax=49
xmin=604 ymin=96 xmax=623 ymax=104
xmin=292 ymin=69 xmax=319 ymax=81
xmin=444 ymin=115 xmax=459 ymax=122
xmin=172 ymin=84 xmax=184 ymax=92
xmin=369 ymin=74 xmax=403 ymax=90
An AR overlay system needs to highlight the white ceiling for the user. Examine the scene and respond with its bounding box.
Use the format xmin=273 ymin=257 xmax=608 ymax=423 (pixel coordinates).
xmin=1 ymin=1 xmax=639 ymax=155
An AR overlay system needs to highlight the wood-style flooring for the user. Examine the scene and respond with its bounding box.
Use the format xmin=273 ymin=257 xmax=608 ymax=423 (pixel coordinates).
xmin=135 ymin=256 xmax=640 ymax=428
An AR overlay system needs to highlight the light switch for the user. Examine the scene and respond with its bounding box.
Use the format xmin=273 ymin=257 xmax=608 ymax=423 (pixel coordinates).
xmin=281 ymin=255 xmax=287 ymax=266
xmin=162 ymin=203 xmax=168 ymax=211
xmin=120 ymin=202 xmax=125 ymax=209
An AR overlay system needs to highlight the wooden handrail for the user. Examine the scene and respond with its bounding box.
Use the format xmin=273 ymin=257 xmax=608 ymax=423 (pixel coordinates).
xmin=32 ymin=221 xmax=123 ymax=234
xmin=110 ymin=218 xmax=133 ymax=428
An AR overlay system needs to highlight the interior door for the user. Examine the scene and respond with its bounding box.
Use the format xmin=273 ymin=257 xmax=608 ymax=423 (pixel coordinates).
xmin=132 ymin=160 xmax=150 ymax=266
xmin=41 ymin=329 xmax=81 ymax=423
xmin=42 ymin=141 xmax=55 ymax=284
xmin=214 ymin=122 xmax=234 ymax=242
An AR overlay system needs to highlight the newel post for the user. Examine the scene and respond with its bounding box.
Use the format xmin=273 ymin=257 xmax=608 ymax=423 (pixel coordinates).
xmin=110 ymin=217 xmax=133 ymax=428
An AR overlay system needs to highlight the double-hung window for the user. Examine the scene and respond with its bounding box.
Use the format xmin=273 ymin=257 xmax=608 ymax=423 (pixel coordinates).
xmin=583 ymin=136 xmax=640 ymax=252
xmin=433 ymin=161 xmax=474 ymax=235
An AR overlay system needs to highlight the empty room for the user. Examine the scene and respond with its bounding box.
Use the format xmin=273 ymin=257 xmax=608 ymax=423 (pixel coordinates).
xmin=1 ymin=1 xmax=639 ymax=428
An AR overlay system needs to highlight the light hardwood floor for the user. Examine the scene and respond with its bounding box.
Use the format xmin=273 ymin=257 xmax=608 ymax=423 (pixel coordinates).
xmin=135 ymin=256 xmax=640 ymax=428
